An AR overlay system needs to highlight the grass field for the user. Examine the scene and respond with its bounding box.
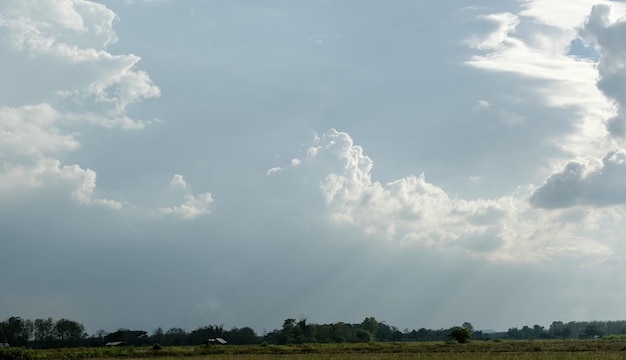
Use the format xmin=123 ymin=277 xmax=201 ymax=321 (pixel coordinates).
xmin=3 ymin=339 xmax=626 ymax=359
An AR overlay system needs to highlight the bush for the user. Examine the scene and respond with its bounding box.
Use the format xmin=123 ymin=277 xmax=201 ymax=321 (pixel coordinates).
xmin=0 ymin=348 xmax=45 ymax=360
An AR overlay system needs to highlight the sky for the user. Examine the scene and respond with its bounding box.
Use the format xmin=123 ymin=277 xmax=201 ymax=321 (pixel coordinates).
xmin=3 ymin=0 xmax=626 ymax=336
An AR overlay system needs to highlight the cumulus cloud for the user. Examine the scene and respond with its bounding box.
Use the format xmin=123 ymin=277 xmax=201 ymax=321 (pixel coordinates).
xmin=169 ymin=174 xmax=188 ymax=190
xmin=158 ymin=175 xmax=214 ymax=220
xmin=276 ymin=129 xmax=612 ymax=263
xmin=530 ymin=150 xmax=626 ymax=208
xmin=0 ymin=0 xmax=118 ymax=52
xmin=526 ymin=3 xmax=626 ymax=210
xmin=0 ymin=0 xmax=160 ymax=125
xmin=0 ymin=158 xmax=122 ymax=209
xmin=580 ymin=3 xmax=626 ymax=138
xmin=0 ymin=102 xmax=121 ymax=209
xmin=0 ymin=104 xmax=79 ymax=160
xmin=0 ymin=0 xmax=160 ymax=208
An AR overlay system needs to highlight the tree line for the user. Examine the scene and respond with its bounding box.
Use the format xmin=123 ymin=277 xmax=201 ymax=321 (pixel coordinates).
xmin=506 ymin=320 xmax=626 ymax=340
xmin=3 ymin=316 xmax=626 ymax=348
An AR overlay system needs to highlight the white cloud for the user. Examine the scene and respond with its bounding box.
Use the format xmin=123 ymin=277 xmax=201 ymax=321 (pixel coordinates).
xmin=0 ymin=104 xmax=79 ymax=160
xmin=0 ymin=0 xmax=118 ymax=51
xmin=462 ymin=2 xmax=626 ymax=250
xmin=526 ymin=3 xmax=626 ymax=210
xmin=0 ymin=158 xmax=122 ymax=209
xmin=580 ymin=3 xmax=626 ymax=138
xmin=266 ymin=167 xmax=281 ymax=175
xmin=465 ymin=1 xmax=614 ymax=164
xmin=169 ymin=174 xmax=188 ymax=190
xmin=60 ymin=163 xmax=123 ymax=209
xmin=466 ymin=12 xmax=519 ymax=50
xmin=519 ymin=0 xmax=609 ymax=30
xmin=279 ymin=129 xmax=613 ymax=263
xmin=157 ymin=193 xmax=214 ymax=220
xmin=0 ymin=0 xmax=160 ymax=208
xmin=158 ymin=175 xmax=213 ymax=220
xmin=0 ymin=0 xmax=160 ymax=125
xmin=0 ymin=102 xmax=121 ymax=209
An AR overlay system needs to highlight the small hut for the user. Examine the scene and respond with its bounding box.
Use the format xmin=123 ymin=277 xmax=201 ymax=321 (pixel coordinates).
xmin=203 ymin=337 xmax=227 ymax=345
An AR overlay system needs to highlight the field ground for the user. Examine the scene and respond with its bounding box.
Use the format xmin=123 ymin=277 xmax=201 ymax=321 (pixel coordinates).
xmin=3 ymin=339 xmax=626 ymax=359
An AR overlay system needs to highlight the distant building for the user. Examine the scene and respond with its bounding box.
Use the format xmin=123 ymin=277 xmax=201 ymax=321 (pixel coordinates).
xmin=204 ymin=337 xmax=227 ymax=345
xmin=105 ymin=341 xmax=128 ymax=347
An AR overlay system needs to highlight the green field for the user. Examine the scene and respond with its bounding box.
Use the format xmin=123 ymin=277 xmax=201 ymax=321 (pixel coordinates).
xmin=3 ymin=339 xmax=626 ymax=360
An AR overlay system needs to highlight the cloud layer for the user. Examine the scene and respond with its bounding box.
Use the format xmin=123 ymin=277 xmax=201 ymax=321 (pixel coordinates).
xmin=4 ymin=0 xmax=626 ymax=337
xmin=0 ymin=0 xmax=161 ymax=209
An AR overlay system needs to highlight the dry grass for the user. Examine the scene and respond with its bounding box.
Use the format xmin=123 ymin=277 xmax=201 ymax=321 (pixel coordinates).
xmin=3 ymin=339 xmax=626 ymax=360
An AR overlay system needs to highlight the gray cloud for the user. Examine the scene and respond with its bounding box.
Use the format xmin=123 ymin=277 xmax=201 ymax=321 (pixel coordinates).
xmin=530 ymin=150 xmax=626 ymax=208
xmin=580 ymin=4 xmax=626 ymax=138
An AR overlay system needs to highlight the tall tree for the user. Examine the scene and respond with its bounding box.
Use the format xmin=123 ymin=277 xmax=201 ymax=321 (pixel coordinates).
xmin=279 ymin=319 xmax=297 ymax=344
xmin=52 ymin=319 xmax=85 ymax=347
xmin=361 ymin=317 xmax=378 ymax=338
xmin=462 ymin=322 xmax=474 ymax=333
xmin=0 ymin=317 xmax=32 ymax=346
xmin=34 ymin=318 xmax=54 ymax=348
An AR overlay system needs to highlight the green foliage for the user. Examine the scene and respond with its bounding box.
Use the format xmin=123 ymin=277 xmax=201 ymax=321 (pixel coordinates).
xmin=355 ymin=329 xmax=373 ymax=342
xmin=361 ymin=317 xmax=378 ymax=337
xmin=448 ymin=326 xmax=472 ymax=343
xmin=0 ymin=347 xmax=45 ymax=360
xmin=8 ymin=313 xmax=626 ymax=351
xmin=52 ymin=319 xmax=85 ymax=348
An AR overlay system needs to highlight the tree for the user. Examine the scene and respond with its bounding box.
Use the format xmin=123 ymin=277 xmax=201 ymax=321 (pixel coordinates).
xmin=462 ymin=322 xmax=474 ymax=333
xmin=0 ymin=317 xmax=33 ymax=347
xmin=279 ymin=319 xmax=297 ymax=344
xmin=533 ymin=324 xmax=547 ymax=339
xmin=52 ymin=319 xmax=85 ymax=347
xmin=188 ymin=325 xmax=223 ymax=345
xmin=361 ymin=317 xmax=378 ymax=338
xmin=375 ymin=322 xmax=393 ymax=341
xmin=151 ymin=327 xmax=164 ymax=345
xmin=164 ymin=328 xmax=187 ymax=346
xmin=330 ymin=322 xmax=353 ymax=343
xmin=34 ymin=318 xmax=54 ymax=348
xmin=448 ymin=326 xmax=471 ymax=343
xmin=226 ymin=326 xmax=258 ymax=344
xmin=355 ymin=329 xmax=373 ymax=342
xmin=549 ymin=321 xmax=565 ymax=338
xmin=584 ymin=325 xmax=602 ymax=338
xmin=296 ymin=318 xmax=316 ymax=343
